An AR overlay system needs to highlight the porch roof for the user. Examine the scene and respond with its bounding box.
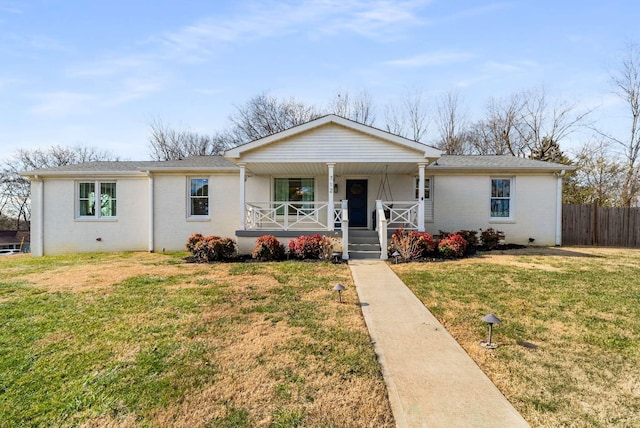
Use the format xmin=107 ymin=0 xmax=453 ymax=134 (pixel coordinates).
xmin=240 ymin=161 xmax=429 ymax=176
xmin=224 ymin=114 xmax=441 ymax=176
xmin=225 ymin=114 xmax=441 ymax=159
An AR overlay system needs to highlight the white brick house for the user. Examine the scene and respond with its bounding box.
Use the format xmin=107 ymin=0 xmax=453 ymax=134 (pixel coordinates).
xmin=22 ymin=115 xmax=571 ymax=258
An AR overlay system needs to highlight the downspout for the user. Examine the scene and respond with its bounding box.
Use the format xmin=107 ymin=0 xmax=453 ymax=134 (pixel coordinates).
xmin=35 ymin=175 xmax=44 ymax=256
xmin=146 ymin=171 xmax=154 ymax=252
xmin=555 ymin=169 xmax=565 ymax=246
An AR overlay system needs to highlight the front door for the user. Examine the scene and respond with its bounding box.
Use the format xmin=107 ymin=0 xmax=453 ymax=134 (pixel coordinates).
xmin=346 ymin=179 xmax=368 ymax=228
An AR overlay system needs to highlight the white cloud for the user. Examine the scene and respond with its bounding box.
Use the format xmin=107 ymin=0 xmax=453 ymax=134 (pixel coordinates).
xmin=383 ymin=51 xmax=475 ymax=68
xmin=102 ymin=76 xmax=166 ymax=107
xmin=5 ymin=32 xmax=71 ymax=53
xmin=154 ymin=0 xmax=431 ymax=60
xmin=67 ymin=56 xmax=151 ymax=78
xmin=29 ymin=91 xmax=96 ymax=116
xmin=0 ymin=1 xmax=23 ymax=15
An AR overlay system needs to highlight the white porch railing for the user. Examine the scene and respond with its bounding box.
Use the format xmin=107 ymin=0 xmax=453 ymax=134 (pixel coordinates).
xmin=381 ymin=201 xmax=420 ymax=230
xmin=246 ymin=201 xmax=342 ymax=231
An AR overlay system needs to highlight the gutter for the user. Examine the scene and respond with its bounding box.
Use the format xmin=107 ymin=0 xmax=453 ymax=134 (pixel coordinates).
xmin=144 ymin=171 xmax=154 ymax=252
xmin=555 ymin=169 xmax=566 ymax=246
xmin=34 ymin=175 xmax=44 ymax=256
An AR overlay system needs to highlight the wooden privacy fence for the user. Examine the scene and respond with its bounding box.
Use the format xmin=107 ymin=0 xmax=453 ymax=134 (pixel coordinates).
xmin=562 ymin=204 xmax=640 ymax=247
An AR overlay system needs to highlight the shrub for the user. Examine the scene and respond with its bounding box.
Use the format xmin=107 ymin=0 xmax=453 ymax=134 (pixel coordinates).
xmin=252 ymin=235 xmax=285 ymax=261
xmin=186 ymin=234 xmax=236 ymax=262
xmin=456 ymin=230 xmax=479 ymax=255
xmin=438 ymin=233 xmax=468 ymax=258
xmin=186 ymin=233 xmax=204 ymax=253
xmin=480 ymin=228 xmax=503 ymax=250
xmin=288 ymin=234 xmax=333 ymax=260
xmin=456 ymin=230 xmax=479 ymax=248
xmin=389 ymin=228 xmax=435 ymax=261
xmin=438 ymin=230 xmax=452 ymax=239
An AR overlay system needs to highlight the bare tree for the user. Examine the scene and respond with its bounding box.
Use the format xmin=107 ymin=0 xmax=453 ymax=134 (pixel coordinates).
xmin=467 ymin=88 xmax=591 ymax=158
xmin=608 ymin=42 xmax=640 ymax=207
xmin=1 ymin=145 xmax=118 ymax=231
xmin=436 ymin=90 xmax=469 ymax=154
xmin=384 ymin=88 xmax=430 ymax=142
xmin=467 ymin=94 xmax=526 ymax=156
xmin=148 ymin=118 xmax=232 ymax=161
xmin=229 ymin=93 xmax=322 ymax=143
xmin=328 ymin=89 xmax=376 ymax=126
xmin=565 ymin=140 xmax=624 ymax=206
xmin=517 ymin=87 xmax=592 ymax=157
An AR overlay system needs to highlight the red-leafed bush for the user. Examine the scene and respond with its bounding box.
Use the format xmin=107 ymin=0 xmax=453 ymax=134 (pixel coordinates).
xmin=252 ymin=235 xmax=285 ymax=261
xmin=480 ymin=228 xmax=503 ymax=250
xmin=438 ymin=233 xmax=468 ymax=258
xmin=389 ymin=228 xmax=436 ymax=261
xmin=288 ymin=234 xmax=333 ymax=260
xmin=186 ymin=233 xmax=236 ymax=262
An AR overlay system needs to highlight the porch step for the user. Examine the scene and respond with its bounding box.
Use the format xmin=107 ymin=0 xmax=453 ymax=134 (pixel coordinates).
xmin=348 ymin=230 xmax=382 ymax=260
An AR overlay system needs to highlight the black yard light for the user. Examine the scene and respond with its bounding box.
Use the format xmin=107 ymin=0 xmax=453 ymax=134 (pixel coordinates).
xmin=332 ymin=283 xmax=346 ymax=303
xmin=332 ymin=251 xmax=341 ymax=264
xmin=480 ymin=313 xmax=501 ymax=349
xmin=392 ymin=250 xmax=400 ymax=264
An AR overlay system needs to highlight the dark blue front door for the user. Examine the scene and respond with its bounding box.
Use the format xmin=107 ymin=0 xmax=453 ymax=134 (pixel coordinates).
xmin=347 ymin=180 xmax=368 ymax=228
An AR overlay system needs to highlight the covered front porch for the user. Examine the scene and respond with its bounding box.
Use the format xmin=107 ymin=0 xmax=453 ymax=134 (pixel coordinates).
xmin=223 ymin=114 xmax=442 ymax=259
xmin=233 ymin=161 xmax=433 ymax=260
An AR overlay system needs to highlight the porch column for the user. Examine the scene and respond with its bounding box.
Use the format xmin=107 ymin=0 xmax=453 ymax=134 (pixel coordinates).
xmin=238 ymin=163 xmax=246 ymax=230
xmin=418 ymin=163 xmax=426 ymax=232
xmin=327 ymin=163 xmax=335 ymax=231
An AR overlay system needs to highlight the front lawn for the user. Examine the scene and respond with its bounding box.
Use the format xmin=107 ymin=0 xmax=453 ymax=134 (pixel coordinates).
xmin=392 ymin=247 xmax=640 ymax=427
xmin=0 ymin=253 xmax=393 ymax=427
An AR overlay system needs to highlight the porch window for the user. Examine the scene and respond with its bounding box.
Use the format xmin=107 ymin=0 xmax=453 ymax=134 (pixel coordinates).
xmin=415 ymin=177 xmax=432 ymax=200
xmin=491 ymin=178 xmax=512 ymax=218
xmin=274 ymin=178 xmax=314 ymax=214
xmin=78 ymin=181 xmax=117 ymax=218
xmin=189 ymin=178 xmax=209 ymax=217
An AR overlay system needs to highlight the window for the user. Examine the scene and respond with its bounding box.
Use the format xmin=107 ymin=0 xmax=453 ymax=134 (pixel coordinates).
xmin=274 ymin=178 xmax=314 ymax=214
xmin=491 ymin=178 xmax=512 ymax=218
xmin=78 ymin=181 xmax=117 ymax=218
xmin=414 ymin=177 xmax=432 ymax=200
xmin=189 ymin=178 xmax=209 ymax=217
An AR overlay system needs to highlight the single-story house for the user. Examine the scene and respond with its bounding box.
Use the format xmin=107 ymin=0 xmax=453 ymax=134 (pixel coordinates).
xmin=0 ymin=230 xmax=30 ymax=254
xmin=21 ymin=114 xmax=571 ymax=259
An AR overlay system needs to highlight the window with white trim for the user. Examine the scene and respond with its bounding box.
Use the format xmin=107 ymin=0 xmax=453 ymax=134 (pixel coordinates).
xmin=189 ymin=178 xmax=209 ymax=217
xmin=274 ymin=178 xmax=315 ymax=215
xmin=414 ymin=177 xmax=432 ymax=200
xmin=78 ymin=181 xmax=117 ymax=218
xmin=490 ymin=178 xmax=512 ymax=218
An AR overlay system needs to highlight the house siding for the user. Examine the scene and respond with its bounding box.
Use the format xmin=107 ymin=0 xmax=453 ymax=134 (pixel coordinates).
xmin=36 ymin=177 xmax=149 ymax=255
xmin=239 ymin=123 xmax=427 ymax=163
xmin=429 ymin=173 xmax=558 ymax=245
xmin=152 ymin=173 xmax=240 ymax=252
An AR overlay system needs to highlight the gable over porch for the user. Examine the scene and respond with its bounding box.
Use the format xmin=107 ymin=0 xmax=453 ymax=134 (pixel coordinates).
xmin=224 ymin=114 xmax=441 ymax=259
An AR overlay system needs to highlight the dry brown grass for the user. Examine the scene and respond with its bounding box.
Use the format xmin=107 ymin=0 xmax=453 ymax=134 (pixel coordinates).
xmin=1 ymin=252 xmax=393 ymax=427
xmin=392 ymin=246 xmax=640 ymax=427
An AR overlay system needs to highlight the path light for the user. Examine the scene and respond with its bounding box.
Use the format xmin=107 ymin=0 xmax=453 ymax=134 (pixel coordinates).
xmin=392 ymin=250 xmax=400 ymax=264
xmin=333 ymin=283 xmax=346 ymax=303
xmin=480 ymin=313 xmax=501 ymax=349
xmin=332 ymin=251 xmax=341 ymax=264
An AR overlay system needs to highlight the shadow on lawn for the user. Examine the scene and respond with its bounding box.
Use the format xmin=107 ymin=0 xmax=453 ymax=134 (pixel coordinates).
xmin=475 ymin=246 xmax=605 ymax=258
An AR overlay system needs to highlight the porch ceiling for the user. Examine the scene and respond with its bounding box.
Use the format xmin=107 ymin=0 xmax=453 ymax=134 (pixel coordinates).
xmin=243 ymin=161 xmax=425 ymax=176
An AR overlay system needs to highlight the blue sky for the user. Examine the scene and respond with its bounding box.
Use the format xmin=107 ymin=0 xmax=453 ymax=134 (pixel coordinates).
xmin=1 ymin=0 xmax=638 ymax=161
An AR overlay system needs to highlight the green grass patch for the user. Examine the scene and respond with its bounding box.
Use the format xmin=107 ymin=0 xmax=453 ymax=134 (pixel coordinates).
xmin=392 ymin=247 xmax=640 ymax=427
xmin=0 ymin=252 xmax=393 ymax=427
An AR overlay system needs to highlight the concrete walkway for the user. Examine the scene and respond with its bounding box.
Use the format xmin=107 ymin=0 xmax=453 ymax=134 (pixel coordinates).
xmin=349 ymin=259 xmax=530 ymax=428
